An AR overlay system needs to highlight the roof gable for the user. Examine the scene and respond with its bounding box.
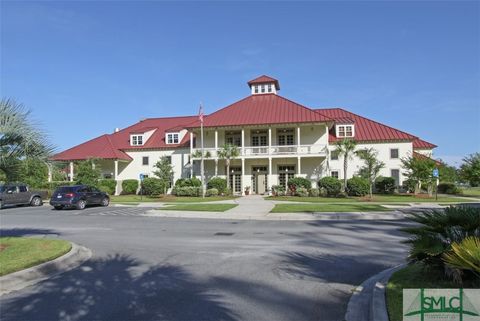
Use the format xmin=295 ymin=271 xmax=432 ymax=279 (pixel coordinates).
xmin=247 ymin=75 xmax=280 ymax=90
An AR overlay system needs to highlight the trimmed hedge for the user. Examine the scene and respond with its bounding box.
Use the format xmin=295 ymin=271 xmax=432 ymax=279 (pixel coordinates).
xmin=206 ymin=188 xmax=219 ymax=197
xmin=207 ymin=177 xmax=227 ymax=194
xmin=295 ymin=187 xmax=309 ymax=197
xmin=98 ymin=179 xmax=116 ymax=195
xmin=122 ymin=179 xmax=139 ymax=195
xmin=175 ymin=177 xmax=202 ymax=187
xmin=309 ymin=188 xmax=320 ymax=197
xmin=318 ymin=177 xmax=342 ymax=196
xmin=287 ymin=177 xmax=312 ymax=193
xmin=142 ymin=177 xmax=164 ymax=196
xmin=346 ymin=177 xmax=369 ymax=196
xmin=375 ymin=176 xmax=396 ymax=194
xmin=437 ymin=183 xmax=460 ymax=195
xmin=174 ymin=186 xmax=201 ymax=196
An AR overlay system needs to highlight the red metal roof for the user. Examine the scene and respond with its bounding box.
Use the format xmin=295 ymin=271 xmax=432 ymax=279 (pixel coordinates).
xmin=187 ymin=94 xmax=332 ymax=128
xmin=316 ymin=108 xmax=421 ymax=143
xmin=413 ymin=151 xmax=442 ymax=165
xmin=247 ymin=75 xmax=280 ymax=90
xmin=52 ymin=116 xmax=197 ymax=161
xmin=413 ymin=138 xmax=437 ymax=149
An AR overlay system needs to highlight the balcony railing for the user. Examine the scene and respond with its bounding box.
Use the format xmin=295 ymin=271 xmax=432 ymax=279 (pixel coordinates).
xmin=192 ymin=144 xmax=326 ymax=158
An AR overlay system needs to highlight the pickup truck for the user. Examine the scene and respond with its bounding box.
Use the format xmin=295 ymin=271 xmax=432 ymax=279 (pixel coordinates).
xmin=0 ymin=184 xmax=48 ymax=209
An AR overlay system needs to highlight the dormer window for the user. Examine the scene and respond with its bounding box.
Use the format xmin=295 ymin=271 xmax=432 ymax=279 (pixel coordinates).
xmin=131 ymin=134 xmax=144 ymax=146
xmin=261 ymin=85 xmax=265 ymax=93
xmin=166 ymin=133 xmax=179 ymax=144
xmin=336 ymin=125 xmax=354 ymax=138
xmin=267 ymin=84 xmax=272 ymax=93
xmin=254 ymin=85 xmax=259 ymax=94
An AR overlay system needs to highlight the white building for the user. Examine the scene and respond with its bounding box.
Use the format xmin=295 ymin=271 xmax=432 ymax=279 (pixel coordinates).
xmin=53 ymin=75 xmax=437 ymax=195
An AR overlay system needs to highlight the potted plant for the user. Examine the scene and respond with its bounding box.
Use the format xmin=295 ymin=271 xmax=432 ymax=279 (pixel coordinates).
xmin=244 ymin=186 xmax=250 ymax=195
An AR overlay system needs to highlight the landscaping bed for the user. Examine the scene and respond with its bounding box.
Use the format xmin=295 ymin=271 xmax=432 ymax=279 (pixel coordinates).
xmin=159 ymin=204 xmax=238 ymax=212
xmin=111 ymin=195 xmax=237 ymax=203
xmin=270 ymin=203 xmax=390 ymax=213
xmin=0 ymin=237 xmax=71 ymax=276
xmin=266 ymin=194 xmax=473 ymax=203
xmin=386 ymin=263 xmax=480 ymax=321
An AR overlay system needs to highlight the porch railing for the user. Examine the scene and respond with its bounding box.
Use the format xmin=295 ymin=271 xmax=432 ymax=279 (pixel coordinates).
xmin=192 ymin=144 xmax=327 ymax=158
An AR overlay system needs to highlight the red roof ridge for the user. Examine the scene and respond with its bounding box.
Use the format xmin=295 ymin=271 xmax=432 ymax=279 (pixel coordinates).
xmin=316 ymin=107 xmax=417 ymax=140
xmin=274 ymin=94 xmax=334 ymax=122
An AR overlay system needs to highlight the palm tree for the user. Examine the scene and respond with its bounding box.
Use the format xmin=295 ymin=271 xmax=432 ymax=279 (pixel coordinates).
xmin=217 ymin=144 xmax=240 ymax=190
xmin=334 ymin=138 xmax=357 ymax=192
xmin=0 ymin=98 xmax=53 ymax=181
xmin=356 ymin=147 xmax=385 ymax=198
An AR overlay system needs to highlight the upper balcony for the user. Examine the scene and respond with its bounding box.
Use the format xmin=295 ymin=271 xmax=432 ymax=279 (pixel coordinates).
xmin=192 ymin=144 xmax=327 ymax=159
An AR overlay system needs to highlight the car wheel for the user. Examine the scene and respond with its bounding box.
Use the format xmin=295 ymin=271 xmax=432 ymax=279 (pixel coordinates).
xmin=30 ymin=196 xmax=42 ymax=207
xmin=54 ymin=205 xmax=63 ymax=210
xmin=76 ymin=199 xmax=86 ymax=210
xmin=101 ymin=197 xmax=109 ymax=207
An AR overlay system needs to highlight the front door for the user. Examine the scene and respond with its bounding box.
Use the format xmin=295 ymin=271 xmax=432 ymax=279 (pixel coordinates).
xmin=257 ymin=175 xmax=266 ymax=194
xmin=252 ymin=166 xmax=268 ymax=194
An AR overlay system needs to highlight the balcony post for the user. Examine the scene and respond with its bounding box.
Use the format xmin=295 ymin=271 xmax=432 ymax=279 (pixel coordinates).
xmin=214 ymin=129 xmax=218 ymax=151
xmin=297 ymin=126 xmax=301 ymax=153
xmin=241 ymin=158 xmax=245 ymax=195
xmin=268 ymin=127 xmax=272 ymax=155
xmin=241 ymin=129 xmax=245 ymax=155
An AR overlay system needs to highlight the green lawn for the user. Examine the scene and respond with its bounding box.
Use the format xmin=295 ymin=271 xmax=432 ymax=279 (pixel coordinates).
xmin=461 ymin=187 xmax=480 ymax=197
xmin=0 ymin=237 xmax=72 ymax=276
xmin=111 ymin=195 xmax=237 ymax=203
xmin=266 ymin=194 xmax=473 ymax=203
xmin=159 ymin=204 xmax=238 ymax=212
xmin=386 ymin=263 xmax=480 ymax=321
xmin=270 ymin=203 xmax=390 ymax=213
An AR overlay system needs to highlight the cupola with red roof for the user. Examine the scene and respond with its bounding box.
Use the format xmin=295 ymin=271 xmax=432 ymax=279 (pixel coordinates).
xmin=247 ymin=75 xmax=280 ymax=95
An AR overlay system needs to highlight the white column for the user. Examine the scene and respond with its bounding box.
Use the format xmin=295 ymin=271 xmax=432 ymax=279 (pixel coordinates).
xmin=214 ymin=130 xmax=218 ymax=150
xmin=268 ymin=157 xmax=272 ymax=193
xmin=114 ymin=160 xmax=119 ymax=195
xmin=268 ymin=127 xmax=272 ymax=155
xmin=190 ymin=131 xmax=194 ymax=178
xmin=215 ymin=159 xmax=218 ymax=177
xmin=190 ymin=131 xmax=194 ymax=154
xmin=114 ymin=160 xmax=119 ymax=178
xmin=69 ymin=162 xmax=74 ymax=182
xmin=297 ymin=126 xmax=301 ymax=153
xmin=297 ymin=157 xmax=301 ymax=176
xmin=241 ymin=158 xmax=245 ymax=195
xmin=47 ymin=163 xmax=52 ymax=182
xmin=241 ymin=129 xmax=245 ymax=155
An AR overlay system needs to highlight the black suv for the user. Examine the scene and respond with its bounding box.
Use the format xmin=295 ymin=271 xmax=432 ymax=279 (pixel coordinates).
xmin=50 ymin=185 xmax=109 ymax=210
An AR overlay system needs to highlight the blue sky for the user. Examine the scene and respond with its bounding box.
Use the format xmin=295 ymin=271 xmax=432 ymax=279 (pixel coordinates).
xmin=1 ymin=1 xmax=479 ymax=166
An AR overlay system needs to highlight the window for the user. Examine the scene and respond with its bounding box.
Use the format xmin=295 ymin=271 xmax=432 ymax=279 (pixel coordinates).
xmin=331 ymin=171 xmax=339 ymax=178
xmin=142 ymin=156 xmax=149 ymax=165
xmin=261 ymin=85 xmax=265 ymax=93
xmin=166 ymin=133 xmax=179 ymax=144
xmin=278 ymin=129 xmax=295 ymax=146
xmin=131 ymin=135 xmax=144 ymax=146
xmin=267 ymin=84 xmax=272 ymax=93
xmin=391 ymin=169 xmax=400 ymax=186
xmin=330 ymin=151 xmax=339 ymax=161
xmin=390 ymin=148 xmax=399 ymax=159
xmin=337 ymin=125 xmax=354 ymax=138
xmin=254 ymin=85 xmax=259 ymax=94
xmin=166 ymin=156 xmax=172 ymax=164
xmin=278 ymin=166 xmax=295 ymax=187
xmin=19 ymin=185 xmax=27 ymax=192
xmin=226 ymin=132 xmax=242 ymax=147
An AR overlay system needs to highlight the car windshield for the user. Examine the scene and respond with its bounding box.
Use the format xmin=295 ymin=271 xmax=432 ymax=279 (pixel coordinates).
xmin=54 ymin=186 xmax=78 ymax=193
xmin=0 ymin=185 xmax=6 ymax=193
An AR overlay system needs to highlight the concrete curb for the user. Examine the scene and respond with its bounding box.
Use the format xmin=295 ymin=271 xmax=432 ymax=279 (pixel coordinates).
xmin=0 ymin=242 xmax=92 ymax=296
xmin=345 ymin=264 xmax=406 ymax=321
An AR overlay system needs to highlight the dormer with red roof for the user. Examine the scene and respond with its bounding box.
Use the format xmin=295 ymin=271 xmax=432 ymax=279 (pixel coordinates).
xmin=247 ymin=75 xmax=280 ymax=95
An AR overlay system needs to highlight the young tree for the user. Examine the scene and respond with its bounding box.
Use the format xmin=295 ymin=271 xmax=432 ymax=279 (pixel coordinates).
xmin=217 ymin=144 xmax=240 ymax=190
xmin=459 ymin=153 xmax=480 ymax=187
xmin=0 ymin=98 xmax=53 ymax=181
xmin=153 ymin=156 xmax=174 ymax=194
xmin=401 ymin=155 xmax=436 ymax=195
xmin=334 ymin=138 xmax=357 ymax=192
xmin=75 ymin=159 xmax=101 ymax=187
xmin=437 ymin=160 xmax=458 ymax=183
xmin=356 ymin=148 xmax=385 ymax=198
xmin=18 ymin=158 xmax=49 ymax=188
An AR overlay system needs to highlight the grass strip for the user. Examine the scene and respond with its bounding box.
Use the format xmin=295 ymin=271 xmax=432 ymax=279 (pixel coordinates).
xmin=270 ymin=203 xmax=390 ymax=213
xmin=111 ymin=195 xmax=237 ymax=203
xmin=159 ymin=204 xmax=238 ymax=212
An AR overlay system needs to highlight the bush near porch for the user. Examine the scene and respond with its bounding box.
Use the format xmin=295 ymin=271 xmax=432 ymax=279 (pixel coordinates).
xmin=122 ymin=179 xmax=139 ymax=195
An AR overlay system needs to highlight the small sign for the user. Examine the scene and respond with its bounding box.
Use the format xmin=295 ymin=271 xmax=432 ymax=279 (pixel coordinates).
xmin=432 ymin=168 xmax=439 ymax=178
xmin=139 ymin=174 xmax=145 ymax=181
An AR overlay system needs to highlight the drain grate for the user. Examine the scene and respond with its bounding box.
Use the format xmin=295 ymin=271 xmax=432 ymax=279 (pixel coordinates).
xmin=214 ymin=232 xmax=235 ymax=236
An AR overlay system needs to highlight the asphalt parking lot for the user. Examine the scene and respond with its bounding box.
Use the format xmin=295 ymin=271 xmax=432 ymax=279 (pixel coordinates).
xmin=0 ymin=205 xmax=411 ymax=321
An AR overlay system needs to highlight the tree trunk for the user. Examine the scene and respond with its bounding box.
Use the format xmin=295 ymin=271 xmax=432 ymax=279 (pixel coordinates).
xmin=226 ymin=160 xmax=230 ymax=190
xmin=369 ymin=182 xmax=373 ymax=199
xmin=343 ymin=154 xmax=348 ymax=192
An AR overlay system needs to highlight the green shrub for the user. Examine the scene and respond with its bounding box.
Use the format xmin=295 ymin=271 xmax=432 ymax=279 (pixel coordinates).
xmin=39 ymin=181 xmax=74 ymax=190
xmin=174 ymin=177 xmax=201 ymax=188
xmin=437 ymin=183 xmax=460 ymax=195
xmin=295 ymin=187 xmax=309 ymax=197
xmin=98 ymin=179 xmax=116 ymax=195
xmin=207 ymin=177 xmax=227 ymax=194
xmin=175 ymin=178 xmax=186 ymax=187
xmin=443 ymin=236 xmax=480 ymax=276
xmin=272 ymin=185 xmax=286 ymax=196
xmin=142 ymin=177 xmax=164 ymax=196
xmin=174 ymin=186 xmax=201 ymax=197
xmin=122 ymin=179 xmax=139 ymax=195
xmin=309 ymin=188 xmax=320 ymax=197
xmin=402 ymin=206 xmax=480 ymax=281
xmin=375 ymin=176 xmax=396 ymax=194
xmin=318 ymin=177 xmax=342 ymax=196
xmin=206 ymin=188 xmax=219 ymax=197
xmin=287 ymin=177 xmax=312 ymax=194
xmin=402 ymin=178 xmax=416 ymax=193
xmin=347 ymin=177 xmax=369 ymax=196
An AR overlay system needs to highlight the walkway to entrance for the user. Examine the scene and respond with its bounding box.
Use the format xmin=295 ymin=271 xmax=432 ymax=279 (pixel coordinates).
xmin=228 ymin=194 xmax=275 ymax=216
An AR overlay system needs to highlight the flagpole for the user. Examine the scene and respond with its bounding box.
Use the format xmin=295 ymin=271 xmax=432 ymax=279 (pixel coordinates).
xmin=200 ymin=103 xmax=205 ymax=198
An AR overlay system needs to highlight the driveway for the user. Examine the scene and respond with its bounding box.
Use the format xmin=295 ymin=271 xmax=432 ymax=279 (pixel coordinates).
xmin=0 ymin=206 xmax=411 ymax=321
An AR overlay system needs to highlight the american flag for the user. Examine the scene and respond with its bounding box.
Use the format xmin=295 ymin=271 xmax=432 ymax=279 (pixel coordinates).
xmin=198 ymin=104 xmax=204 ymax=124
